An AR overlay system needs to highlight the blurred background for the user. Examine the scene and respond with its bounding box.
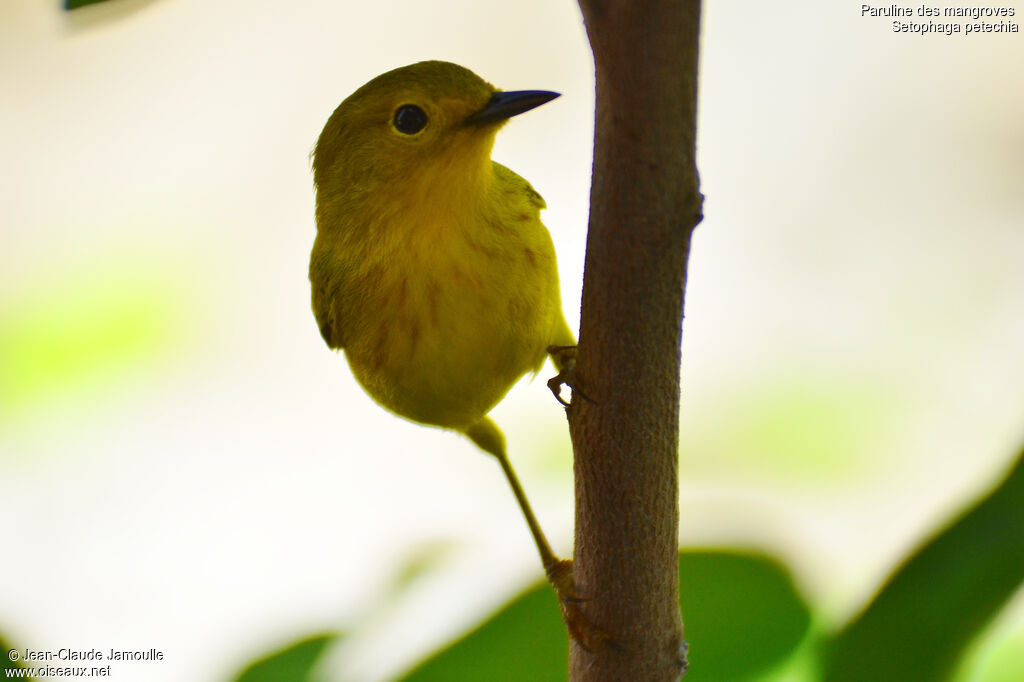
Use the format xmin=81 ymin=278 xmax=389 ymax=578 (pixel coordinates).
xmin=2 ymin=1 xmax=1022 ymax=680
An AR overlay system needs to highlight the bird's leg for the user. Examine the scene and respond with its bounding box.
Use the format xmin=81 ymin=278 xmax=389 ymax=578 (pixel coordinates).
xmin=546 ymin=345 xmax=594 ymax=407
xmin=491 ymin=443 xmax=563 ymax=576
xmin=491 ymin=445 xmax=607 ymax=649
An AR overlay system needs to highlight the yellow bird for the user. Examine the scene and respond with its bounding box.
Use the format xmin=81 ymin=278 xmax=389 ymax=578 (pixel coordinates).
xmin=310 ymin=61 xmax=579 ymax=615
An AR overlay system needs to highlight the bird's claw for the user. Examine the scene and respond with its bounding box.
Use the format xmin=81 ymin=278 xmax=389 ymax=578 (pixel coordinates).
xmin=547 ymin=374 xmax=573 ymax=407
xmin=545 ymin=345 xmax=594 ymax=407
xmin=545 ymin=559 xmax=612 ymax=652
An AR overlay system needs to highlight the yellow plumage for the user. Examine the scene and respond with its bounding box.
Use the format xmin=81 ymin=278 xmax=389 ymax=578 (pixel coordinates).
xmin=310 ymin=61 xmax=574 ymax=447
xmin=310 ymin=59 xmax=589 ymax=640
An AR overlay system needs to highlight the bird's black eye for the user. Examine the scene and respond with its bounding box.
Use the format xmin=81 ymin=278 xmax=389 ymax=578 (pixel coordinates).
xmin=393 ymin=104 xmax=428 ymax=135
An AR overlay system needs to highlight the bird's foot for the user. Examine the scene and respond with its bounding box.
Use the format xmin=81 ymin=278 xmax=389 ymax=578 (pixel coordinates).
xmin=545 ymin=345 xmax=594 ymax=407
xmin=545 ymin=558 xmax=611 ymax=652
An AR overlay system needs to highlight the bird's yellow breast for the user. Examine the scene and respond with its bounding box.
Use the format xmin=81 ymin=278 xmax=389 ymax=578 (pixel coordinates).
xmin=315 ymin=162 xmax=563 ymax=430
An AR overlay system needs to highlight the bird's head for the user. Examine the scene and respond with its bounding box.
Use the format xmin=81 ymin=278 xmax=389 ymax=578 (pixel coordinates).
xmin=313 ymin=61 xmax=558 ymax=215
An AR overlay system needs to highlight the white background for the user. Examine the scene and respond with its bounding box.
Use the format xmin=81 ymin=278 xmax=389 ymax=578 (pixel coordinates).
xmin=2 ymin=1 xmax=1023 ymax=680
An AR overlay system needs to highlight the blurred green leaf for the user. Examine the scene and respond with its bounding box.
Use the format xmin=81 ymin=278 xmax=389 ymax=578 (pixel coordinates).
xmin=398 ymin=584 xmax=568 ymax=682
xmin=2 ymin=634 xmax=31 ymax=678
xmin=707 ymin=374 xmax=898 ymax=480
xmin=399 ymin=550 xmax=811 ymax=681
xmin=967 ymin=625 xmax=1024 ymax=682
xmin=822 ymin=446 xmax=1024 ymax=682
xmin=65 ymin=0 xmax=111 ymax=9
xmin=680 ymin=551 xmax=813 ymax=681
xmin=389 ymin=541 xmax=460 ymax=595
xmin=0 ymin=259 xmax=184 ymax=425
xmin=231 ymin=633 xmax=338 ymax=682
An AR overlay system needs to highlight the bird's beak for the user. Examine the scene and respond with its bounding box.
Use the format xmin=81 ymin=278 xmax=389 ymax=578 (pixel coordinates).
xmin=465 ymin=90 xmax=560 ymax=126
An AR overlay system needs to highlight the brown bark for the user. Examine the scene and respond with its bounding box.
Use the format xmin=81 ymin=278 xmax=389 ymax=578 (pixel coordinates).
xmin=568 ymin=1 xmax=703 ymax=680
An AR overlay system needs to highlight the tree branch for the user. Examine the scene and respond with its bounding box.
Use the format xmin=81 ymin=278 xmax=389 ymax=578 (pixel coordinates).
xmin=568 ymin=1 xmax=703 ymax=680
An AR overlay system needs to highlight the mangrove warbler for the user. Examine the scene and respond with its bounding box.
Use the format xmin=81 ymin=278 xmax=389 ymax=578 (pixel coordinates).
xmin=309 ymin=61 xmax=580 ymax=619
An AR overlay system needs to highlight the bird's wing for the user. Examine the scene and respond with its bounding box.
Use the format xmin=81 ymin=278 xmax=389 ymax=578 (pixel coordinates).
xmin=309 ymin=248 xmax=352 ymax=350
xmin=494 ymin=162 xmax=547 ymax=211
xmin=311 ymin=279 xmax=340 ymax=349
